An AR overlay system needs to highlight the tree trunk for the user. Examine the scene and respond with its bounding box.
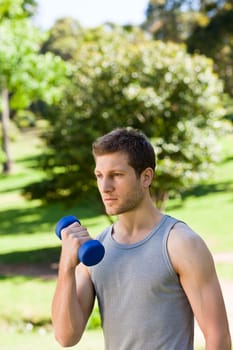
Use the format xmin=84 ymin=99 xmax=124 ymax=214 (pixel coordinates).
xmin=1 ymin=88 xmax=13 ymax=174
xmin=153 ymin=189 xmax=168 ymax=211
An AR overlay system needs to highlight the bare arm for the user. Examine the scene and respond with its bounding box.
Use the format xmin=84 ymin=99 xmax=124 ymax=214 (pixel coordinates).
xmin=51 ymin=222 xmax=95 ymax=347
xmin=168 ymin=223 xmax=232 ymax=350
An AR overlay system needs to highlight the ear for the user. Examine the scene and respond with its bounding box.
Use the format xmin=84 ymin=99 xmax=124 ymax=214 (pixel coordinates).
xmin=141 ymin=168 xmax=154 ymax=188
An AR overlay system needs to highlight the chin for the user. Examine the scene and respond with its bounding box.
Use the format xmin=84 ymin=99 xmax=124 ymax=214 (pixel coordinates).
xmin=105 ymin=206 xmax=118 ymax=216
xmin=106 ymin=209 xmax=116 ymax=216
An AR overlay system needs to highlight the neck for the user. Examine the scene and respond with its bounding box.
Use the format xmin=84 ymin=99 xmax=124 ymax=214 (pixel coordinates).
xmin=113 ymin=200 xmax=163 ymax=244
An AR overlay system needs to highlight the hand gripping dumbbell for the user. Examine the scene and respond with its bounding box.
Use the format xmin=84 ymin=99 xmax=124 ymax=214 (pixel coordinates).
xmin=55 ymin=215 xmax=105 ymax=266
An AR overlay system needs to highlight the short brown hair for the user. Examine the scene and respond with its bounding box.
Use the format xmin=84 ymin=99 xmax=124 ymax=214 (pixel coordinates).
xmin=92 ymin=128 xmax=156 ymax=176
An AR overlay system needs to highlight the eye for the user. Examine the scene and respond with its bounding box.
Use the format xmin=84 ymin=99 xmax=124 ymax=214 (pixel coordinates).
xmin=95 ymin=173 xmax=102 ymax=179
xmin=113 ymin=173 xmax=123 ymax=177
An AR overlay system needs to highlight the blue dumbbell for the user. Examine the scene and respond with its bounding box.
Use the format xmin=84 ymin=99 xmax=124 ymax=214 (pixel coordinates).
xmin=55 ymin=215 xmax=105 ymax=266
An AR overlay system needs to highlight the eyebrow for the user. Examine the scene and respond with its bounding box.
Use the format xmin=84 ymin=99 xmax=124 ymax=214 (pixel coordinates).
xmin=94 ymin=168 xmax=127 ymax=174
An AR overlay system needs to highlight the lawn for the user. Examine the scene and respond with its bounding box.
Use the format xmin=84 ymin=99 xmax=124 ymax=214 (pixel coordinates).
xmin=0 ymin=129 xmax=232 ymax=349
xmin=166 ymin=134 xmax=233 ymax=253
xmin=0 ymin=328 xmax=105 ymax=350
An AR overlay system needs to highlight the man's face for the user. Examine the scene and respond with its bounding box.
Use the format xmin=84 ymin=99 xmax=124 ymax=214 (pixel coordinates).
xmin=94 ymin=152 xmax=145 ymax=216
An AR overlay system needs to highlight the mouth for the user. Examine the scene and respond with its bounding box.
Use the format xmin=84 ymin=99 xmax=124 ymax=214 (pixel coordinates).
xmin=103 ymin=198 xmax=117 ymax=204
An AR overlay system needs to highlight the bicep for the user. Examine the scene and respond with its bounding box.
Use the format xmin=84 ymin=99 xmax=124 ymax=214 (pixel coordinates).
xmin=75 ymin=264 xmax=95 ymax=325
xmin=180 ymin=244 xmax=226 ymax=335
xmin=168 ymin=225 xmax=229 ymax=339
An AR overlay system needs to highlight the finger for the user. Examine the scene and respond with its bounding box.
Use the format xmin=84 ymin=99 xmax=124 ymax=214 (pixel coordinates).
xmin=67 ymin=221 xmax=81 ymax=228
xmin=60 ymin=223 xmax=82 ymax=237
xmin=62 ymin=228 xmax=90 ymax=242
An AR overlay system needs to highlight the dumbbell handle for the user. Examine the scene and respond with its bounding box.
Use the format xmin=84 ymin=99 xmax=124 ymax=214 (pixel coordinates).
xmin=55 ymin=215 xmax=105 ymax=266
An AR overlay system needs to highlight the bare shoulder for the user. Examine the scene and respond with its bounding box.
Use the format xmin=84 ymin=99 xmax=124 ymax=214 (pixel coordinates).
xmin=167 ymin=221 xmax=215 ymax=277
xmin=168 ymin=221 xmax=208 ymax=251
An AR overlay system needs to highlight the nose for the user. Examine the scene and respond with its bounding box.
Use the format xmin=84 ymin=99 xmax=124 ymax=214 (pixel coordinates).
xmin=99 ymin=176 xmax=114 ymax=193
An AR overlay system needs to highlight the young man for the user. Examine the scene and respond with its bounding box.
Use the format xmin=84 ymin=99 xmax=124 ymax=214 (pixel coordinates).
xmin=52 ymin=128 xmax=231 ymax=349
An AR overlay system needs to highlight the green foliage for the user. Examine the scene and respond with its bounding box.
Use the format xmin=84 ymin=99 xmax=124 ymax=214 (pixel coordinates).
xmin=144 ymin=0 xmax=232 ymax=41
xmin=0 ymin=0 xmax=37 ymax=19
xmin=143 ymin=1 xmax=233 ymax=98
xmin=187 ymin=7 xmax=233 ymax=98
xmin=25 ymin=26 xmax=230 ymax=207
xmin=87 ymin=304 xmax=101 ymax=330
xmin=0 ymin=18 xmax=68 ymax=108
xmin=14 ymin=109 xmax=36 ymax=128
xmin=0 ymin=16 xmax=68 ymax=173
xmin=41 ymin=17 xmax=85 ymax=60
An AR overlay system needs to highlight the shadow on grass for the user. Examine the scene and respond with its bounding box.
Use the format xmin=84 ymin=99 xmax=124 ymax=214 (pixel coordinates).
xmin=16 ymin=154 xmax=42 ymax=166
xmin=166 ymin=179 xmax=233 ymax=211
xmin=181 ymin=180 xmax=233 ymax=200
xmin=174 ymin=153 xmax=233 ymax=202
xmin=222 ymin=155 xmax=233 ymax=163
xmin=0 ymin=154 xmax=43 ymax=194
xmin=0 ymin=199 xmax=104 ymax=236
xmin=0 ymin=246 xmax=61 ymax=265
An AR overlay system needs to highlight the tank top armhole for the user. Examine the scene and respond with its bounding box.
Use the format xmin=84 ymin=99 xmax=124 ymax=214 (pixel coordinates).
xmin=96 ymin=225 xmax=113 ymax=242
xmin=162 ymin=217 xmax=181 ymax=282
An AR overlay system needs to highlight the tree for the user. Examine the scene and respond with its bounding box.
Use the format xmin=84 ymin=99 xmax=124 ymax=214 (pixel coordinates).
xmin=25 ymin=26 xmax=229 ymax=208
xmin=143 ymin=0 xmax=204 ymax=42
xmin=143 ymin=0 xmax=232 ymax=41
xmin=143 ymin=0 xmax=233 ymax=100
xmin=0 ymin=0 xmax=37 ymax=19
xmin=41 ymin=17 xmax=85 ymax=60
xmin=0 ymin=18 xmax=67 ymax=173
xmin=187 ymin=5 xmax=233 ymax=98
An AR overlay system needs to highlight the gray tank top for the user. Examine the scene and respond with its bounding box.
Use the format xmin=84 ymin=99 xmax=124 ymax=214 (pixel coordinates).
xmin=90 ymin=215 xmax=194 ymax=350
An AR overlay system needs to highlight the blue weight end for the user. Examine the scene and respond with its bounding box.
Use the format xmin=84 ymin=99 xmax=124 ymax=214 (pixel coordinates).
xmin=55 ymin=215 xmax=80 ymax=239
xmin=79 ymin=240 xmax=105 ymax=266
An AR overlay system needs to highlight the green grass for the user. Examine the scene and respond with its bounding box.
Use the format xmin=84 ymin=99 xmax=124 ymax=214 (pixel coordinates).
xmin=216 ymin=262 xmax=233 ymax=279
xmin=0 ymin=276 xmax=54 ymax=326
xmin=166 ymin=135 xmax=233 ymax=253
xmin=167 ymin=192 xmax=233 ymax=252
xmin=0 ymin=328 xmax=205 ymax=350
xmin=0 ymin=329 xmax=104 ymax=350
xmin=0 ymin=129 xmax=232 ymax=349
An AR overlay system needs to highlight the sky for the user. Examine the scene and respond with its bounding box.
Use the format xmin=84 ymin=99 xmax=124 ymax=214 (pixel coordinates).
xmin=33 ymin=0 xmax=149 ymax=29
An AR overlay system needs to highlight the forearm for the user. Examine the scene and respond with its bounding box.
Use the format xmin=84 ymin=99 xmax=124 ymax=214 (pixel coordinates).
xmin=205 ymin=328 xmax=232 ymax=350
xmin=52 ymin=267 xmax=85 ymax=347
